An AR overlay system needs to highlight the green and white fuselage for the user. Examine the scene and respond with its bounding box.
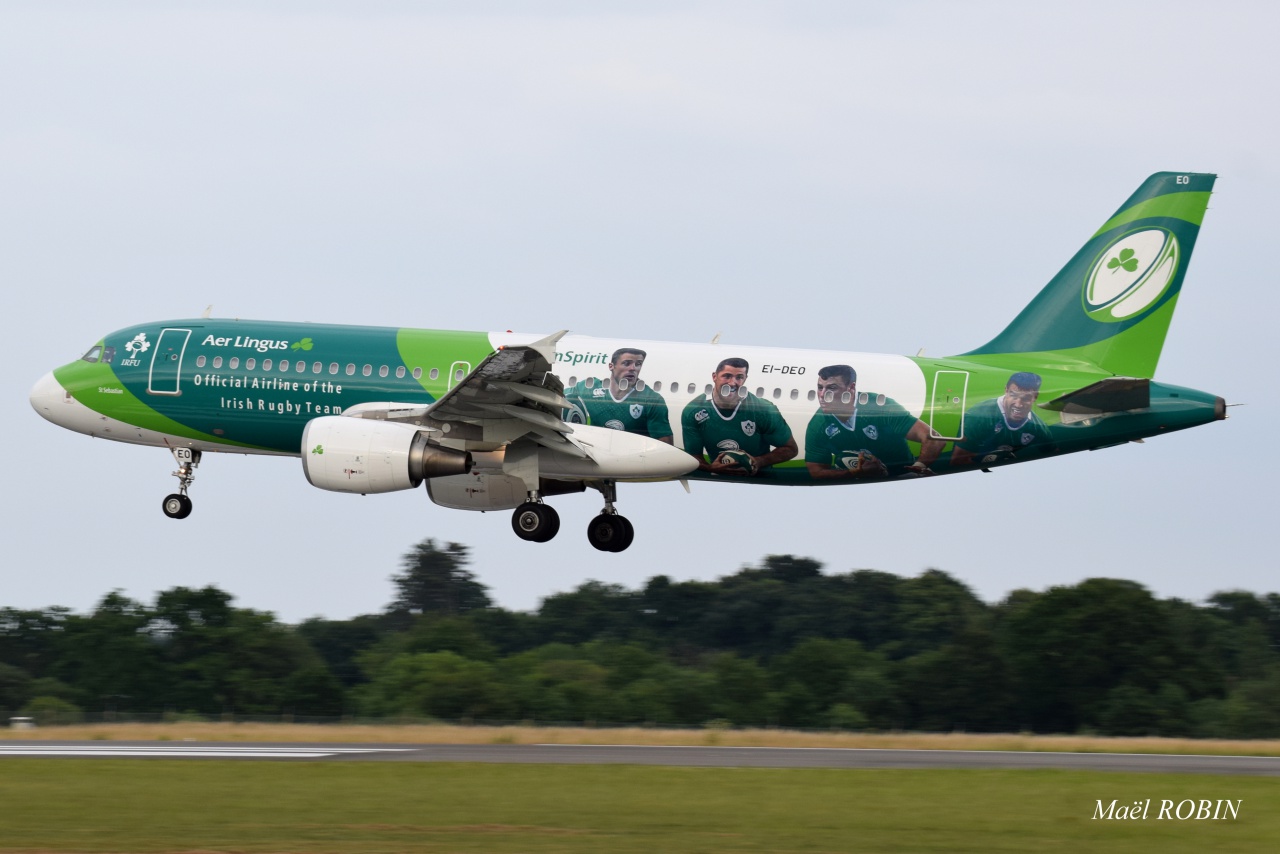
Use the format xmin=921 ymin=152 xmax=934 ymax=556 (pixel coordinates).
xmin=30 ymin=172 xmax=1228 ymax=550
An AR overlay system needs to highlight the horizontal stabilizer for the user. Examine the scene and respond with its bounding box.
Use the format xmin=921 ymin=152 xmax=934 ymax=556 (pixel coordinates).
xmin=1041 ymin=377 xmax=1150 ymax=424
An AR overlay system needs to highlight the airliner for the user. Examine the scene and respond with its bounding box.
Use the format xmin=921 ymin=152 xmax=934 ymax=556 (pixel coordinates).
xmin=30 ymin=173 xmax=1226 ymax=551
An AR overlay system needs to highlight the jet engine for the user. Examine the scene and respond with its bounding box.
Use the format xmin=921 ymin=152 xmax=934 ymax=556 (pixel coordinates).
xmin=301 ymin=416 xmax=471 ymax=494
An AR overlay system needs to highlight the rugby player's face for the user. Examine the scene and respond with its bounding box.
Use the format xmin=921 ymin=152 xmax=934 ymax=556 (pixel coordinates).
xmin=713 ymin=366 xmax=747 ymax=405
xmin=816 ymin=376 xmax=855 ymax=416
xmin=1003 ymin=383 xmax=1038 ymax=422
xmin=610 ymin=354 xmax=644 ymax=388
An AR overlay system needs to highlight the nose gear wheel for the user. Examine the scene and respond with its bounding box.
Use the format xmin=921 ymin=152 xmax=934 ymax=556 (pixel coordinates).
xmin=162 ymin=447 xmax=201 ymax=520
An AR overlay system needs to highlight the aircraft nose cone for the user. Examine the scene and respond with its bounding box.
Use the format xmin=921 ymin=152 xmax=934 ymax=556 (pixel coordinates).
xmin=29 ymin=371 xmax=67 ymax=422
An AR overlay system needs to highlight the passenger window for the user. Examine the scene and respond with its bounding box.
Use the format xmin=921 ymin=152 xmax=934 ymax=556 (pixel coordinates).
xmin=297 ymin=361 xmax=306 ymax=372
xmin=81 ymin=346 xmax=102 ymax=363
xmin=413 ymin=367 xmax=423 ymax=379
xmin=704 ymin=384 xmax=713 ymax=394
xmin=428 ymin=368 xmax=439 ymax=380
xmin=378 ymin=365 xmax=388 ymax=378
xmin=213 ymin=356 xmax=223 ymax=369
xmin=280 ymin=360 xmax=290 ymax=372
xmin=652 ymin=381 xmax=662 ymax=392
xmin=196 ymin=355 xmax=207 ymax=368
xmin=772 ymin=388 xmax=781 ymax=400
xmin=363 ymin=365 xmax=372 ymax=377
xmin=346 ymin=364 xmax=356 ymax=376
xmin=807 ymin=390 xmax=815 ymax=401
xmin=329 ymin=363 xmax=339 ymax=375
xmin=454 ymin=368 xmax=464 ymax=381
xmin=841 ymin=391 xmax=852 ymax=404
xmin=859 ymin=392 xmax=869 ymax=405
xmin=687 ymin=383 xmax=696 ymax=394
xmin=262 ymin=359 xmax=272 ymax=371
xmin=395 ymin=366 xmax=405 ymax=378
xmin=245 ymin=358 xmax=256 ymax=371
xmin=789 ymin=389 xmax=798 ymax=400
xmin=585 ymin=377 xmax=595 ymax=388
xmin=229 ymin=357 xmax=240 ymax=370
xmin=312 ymin=362 xmax=322 ymax=374
xmin=755 ymin=387 xmax=764 ymax=397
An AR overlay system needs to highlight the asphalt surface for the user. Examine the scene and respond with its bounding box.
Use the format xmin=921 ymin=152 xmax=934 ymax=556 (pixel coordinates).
xmin=2 ymin=741 xmax=1278 ymax=775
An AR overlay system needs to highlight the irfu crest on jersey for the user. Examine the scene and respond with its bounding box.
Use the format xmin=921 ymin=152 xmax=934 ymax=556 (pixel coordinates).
xmin=630 ymin=403 xmax=643 ymax=419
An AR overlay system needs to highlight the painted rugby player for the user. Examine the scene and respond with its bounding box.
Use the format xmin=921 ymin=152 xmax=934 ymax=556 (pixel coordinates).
xmin=805 ymin=364 xmax=944 ymax=479
xmin=950 ymin=371 xmax=1055 ymax=467
xmin=563 ymin=347 xmax=673 ymax=443
xmin=681 ymin=357 xmax=797 ymax=475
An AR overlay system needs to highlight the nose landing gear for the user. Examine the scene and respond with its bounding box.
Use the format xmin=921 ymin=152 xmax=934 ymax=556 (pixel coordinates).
xmin=162 ymin=447 xmax=200 ymax=520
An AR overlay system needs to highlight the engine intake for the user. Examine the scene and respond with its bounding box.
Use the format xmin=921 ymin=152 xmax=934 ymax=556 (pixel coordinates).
xmin=301 ymin=416 xmax=471 ymax=494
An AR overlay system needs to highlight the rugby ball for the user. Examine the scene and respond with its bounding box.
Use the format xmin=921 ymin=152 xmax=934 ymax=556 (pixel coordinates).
xmin=714 ymin=450 xmax=758 ymax=474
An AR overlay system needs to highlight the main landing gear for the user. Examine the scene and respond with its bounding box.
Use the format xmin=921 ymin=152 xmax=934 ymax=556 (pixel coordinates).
xmin=162 ymin=447 xmax=200 ymax=520
xmin=507 ymin=480 xmax=634 ymax=551
xmin=511 ymin=500 xmax=560 ymax=543
xmin=586 ymin=513 xmax=633 ymax=553
xmin=586 ymin=480 xmax=633 ymax=553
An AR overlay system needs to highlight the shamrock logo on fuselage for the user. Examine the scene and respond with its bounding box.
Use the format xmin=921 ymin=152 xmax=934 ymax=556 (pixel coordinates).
xmin=1107 ymin=248 xmax=1140 ymax=274
xmin=291 ymin=338 xmax=313 ymax=351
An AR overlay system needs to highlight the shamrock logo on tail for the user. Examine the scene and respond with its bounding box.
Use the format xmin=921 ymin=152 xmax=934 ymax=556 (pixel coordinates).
xmin=1107 ymin=248 xmax=1140 ymax=274
xmin=291 ymin=338 xmax=314 ymax=351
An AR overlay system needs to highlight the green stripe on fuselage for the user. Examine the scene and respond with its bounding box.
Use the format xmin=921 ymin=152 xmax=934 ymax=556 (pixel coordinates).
xmin=395 ymin=329 xmax=496 ymax=397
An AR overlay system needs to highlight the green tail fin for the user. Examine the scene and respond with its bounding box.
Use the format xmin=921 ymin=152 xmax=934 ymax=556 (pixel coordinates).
xmin=963 ymin=172 xmax=1216 ymax=378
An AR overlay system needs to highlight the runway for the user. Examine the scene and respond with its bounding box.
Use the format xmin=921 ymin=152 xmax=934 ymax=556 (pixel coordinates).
xmin=2 ymin=741 xmax=1278 ymax=775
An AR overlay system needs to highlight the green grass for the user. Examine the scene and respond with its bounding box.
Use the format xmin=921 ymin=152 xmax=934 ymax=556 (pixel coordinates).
xmin=0 ymin=760 xmax=1274 ymax=853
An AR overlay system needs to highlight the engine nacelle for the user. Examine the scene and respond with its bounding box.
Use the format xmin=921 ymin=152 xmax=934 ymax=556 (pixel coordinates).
xmin=301 ymin=416 xmax=471 ymax=494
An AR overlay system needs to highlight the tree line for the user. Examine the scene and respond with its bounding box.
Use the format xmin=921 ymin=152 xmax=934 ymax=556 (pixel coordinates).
xmin=3 ymin=539 xmax=1278 ymax=738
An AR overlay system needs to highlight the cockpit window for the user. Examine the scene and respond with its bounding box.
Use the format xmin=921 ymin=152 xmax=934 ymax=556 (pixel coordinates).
xmin=101 ymin=346 xmax=116 ymax=364
xmin=80 ymin=345 xmax=103 ymax=363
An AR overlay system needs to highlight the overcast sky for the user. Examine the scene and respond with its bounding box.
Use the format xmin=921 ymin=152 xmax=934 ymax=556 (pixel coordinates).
xmin=4 ymin=1 xmax=1275 ymax=622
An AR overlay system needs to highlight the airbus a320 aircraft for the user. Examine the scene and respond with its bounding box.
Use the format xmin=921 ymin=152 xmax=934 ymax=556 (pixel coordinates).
xmin=31 ymin=173 xmax=1226 ymax=551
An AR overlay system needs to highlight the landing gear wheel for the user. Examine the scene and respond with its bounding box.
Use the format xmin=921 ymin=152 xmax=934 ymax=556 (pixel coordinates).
xmin=511 ymin=502 xmax=560 ymax=542
xmin=587 ymin=513 xmax=634 ymax=552
xmin=613 ymin=514 xmax=634 ymax=552
xmin=162 ymin=493 xmax=192 ymax=520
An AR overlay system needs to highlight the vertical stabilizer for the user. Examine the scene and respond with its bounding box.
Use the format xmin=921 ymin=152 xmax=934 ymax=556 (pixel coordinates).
xmin=963 ymin=172 xmax=1215 ymax=377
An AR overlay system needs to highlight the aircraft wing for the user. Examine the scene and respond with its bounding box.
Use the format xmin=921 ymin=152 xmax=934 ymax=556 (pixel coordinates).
xmin=341 ymin=331 xmax=589 ymax=458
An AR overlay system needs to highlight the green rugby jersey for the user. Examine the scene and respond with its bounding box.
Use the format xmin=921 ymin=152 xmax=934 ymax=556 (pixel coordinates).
xmin=564 ymin=379 xmax=673 ymax=439
xmin=681 ymin=393 xmax=792 ymax=462
xmin=804 ymin=393 xmax=918 ymax=473
xmin=956 ymin=397 xmax=1053 ymax=458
